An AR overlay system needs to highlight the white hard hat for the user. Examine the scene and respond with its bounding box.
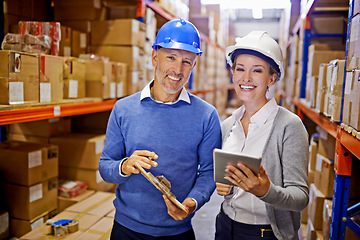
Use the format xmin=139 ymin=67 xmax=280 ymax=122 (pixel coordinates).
xmin=225 ymin=31 xmax=284 ymax=81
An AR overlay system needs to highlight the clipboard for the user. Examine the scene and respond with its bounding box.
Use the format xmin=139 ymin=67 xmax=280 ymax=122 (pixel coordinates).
xmin=213 ymin=148 xmax=262 ymax=186
xmin=134 ymin=162 xmax=189 ymax=214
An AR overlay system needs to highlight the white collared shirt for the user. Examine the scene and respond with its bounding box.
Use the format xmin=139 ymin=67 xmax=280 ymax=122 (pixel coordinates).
xmin=140 ymin=80 xmax=191 ymax=104
xmin=222 ymin=98 xmax=279 ymax=225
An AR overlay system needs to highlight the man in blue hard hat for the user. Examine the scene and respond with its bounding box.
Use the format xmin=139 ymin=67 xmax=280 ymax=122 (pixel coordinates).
xmin=99 ymin=19 xmax=221 ymax=239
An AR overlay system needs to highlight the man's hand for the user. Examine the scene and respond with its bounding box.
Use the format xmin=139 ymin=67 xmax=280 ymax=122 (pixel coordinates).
xmin=121 ymin=150 xmax=158 ymax=176
xmin=216 ymin=183 xmax=233 ymax=196
xmin=163 ymin=196 xmax=196 ymax=221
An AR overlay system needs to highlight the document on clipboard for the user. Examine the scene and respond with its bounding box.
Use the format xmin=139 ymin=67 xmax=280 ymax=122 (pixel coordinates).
xmin=213 ymin=148 xmax=262 ymax=186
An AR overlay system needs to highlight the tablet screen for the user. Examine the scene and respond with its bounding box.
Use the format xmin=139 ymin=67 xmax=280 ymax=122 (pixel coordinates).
xmin=213 ymin=148 xmax=262 ymax=186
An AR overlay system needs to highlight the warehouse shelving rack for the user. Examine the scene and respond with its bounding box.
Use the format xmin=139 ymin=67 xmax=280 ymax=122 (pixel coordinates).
xmin=289 ymin=0 xmax=360 ymax=239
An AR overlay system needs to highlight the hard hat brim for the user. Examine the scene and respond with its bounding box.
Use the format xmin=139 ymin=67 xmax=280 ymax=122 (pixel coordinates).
xmin=153 ymin=42 xmax=202 ymax=56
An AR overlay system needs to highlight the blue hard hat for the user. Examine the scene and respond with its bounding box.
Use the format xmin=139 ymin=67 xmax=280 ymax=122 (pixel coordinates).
xmin=152 ymin=19 xmax=202 ymax=56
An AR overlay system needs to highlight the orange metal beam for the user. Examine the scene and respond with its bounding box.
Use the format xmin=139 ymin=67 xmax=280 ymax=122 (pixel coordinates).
xmin=0 ymin=100 xmax=116 ymax=125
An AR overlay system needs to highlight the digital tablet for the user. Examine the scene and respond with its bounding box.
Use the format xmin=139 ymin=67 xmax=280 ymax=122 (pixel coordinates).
xmin=213 ymin=148 xmax=262 ymax=186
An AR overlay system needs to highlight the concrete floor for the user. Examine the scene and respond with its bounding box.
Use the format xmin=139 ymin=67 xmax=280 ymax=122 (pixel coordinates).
xmin=192 ymin=192 xmax=224 ymax=240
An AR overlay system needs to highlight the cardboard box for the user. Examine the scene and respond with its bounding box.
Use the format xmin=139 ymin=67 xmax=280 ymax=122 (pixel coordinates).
xmin=9 ymin=117 xmax=71 ymax=137
xmin=65 ymin=191 xmax=115 ymax=217
xmin=310 ymin=16 xmax=347 ymax=35
xmin=10 ymin=211 xmax=48 ymax=238
xmin=314 ymin=153 xmax=335 ymax=198
xmin=58 ymin=190 xmax=95 ymax=213
xmin=59 ymin=167 xmax=115 ymax=192
xmin=315 ymin=63 xmax=329 ymax=114
xmin=72 ymin=29 xmax=87 ymax=57
xmin=355 ymin=0 xmax=360 ymax=16
xmin=107 ymin=5 xmax=137 ymax=20
xmin=84 ymin=60 xmax=116 ymax=99
xmin=317 ymin=127 xmax=336 ymax=160
xmin=322 ymin=199 xmax=360 ymax=240
xmin=53 ymin=0 xmax=103 ymax=21
xmin=50 ymin=133 xmax=105 ymax=170
xmin=39 ymin=54 xmax=64 ymax=103
xmin=343 ymin=70 xmax=360 ymax=130
xmin=0 ymin=141 xmax=58 ymax=186
xmin=20 ymin=210 xmax=102 ymax=240
xmin=307 ymin=218 xmax=320 ymax=240
xmin=114 ymin=62 xmax=128 ymax=98
xmin=78 ymin=216 xmax=112 ymax=239
xmin=309 ymin=140 xmax=318 ymax=171
xmin=0 ymin=50 xmax=39 ymax=104
xmin=91 ymin=19 xmax=145 ymax=48
xmin=63 ymin=57 xmax=86 ymax=99
xmin=307 ymin=45 xmax=345 ymax=78
xmin=0 ymin=210 xmax=9 ymax=240
xmin=59 ymin=26 xmax=72 ymax=57
xmin=91 ymin=45 xmax=144 ymax=71
xmin=348 ymin=13 xmax=360 ymax=70
xmin=308 ymin=183 xmax=326 ymax=230
xmin=71 ymin=111 xmax=110 ymax=134
xmin=58 ymin=180 xmax=88 ymax=198
xmin=328 ymin=60 xmax=346 ymax=122
xmin=3 ymin=178 xmax=58 ymax=220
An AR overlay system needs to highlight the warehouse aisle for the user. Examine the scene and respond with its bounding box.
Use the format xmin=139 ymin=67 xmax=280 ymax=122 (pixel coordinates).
xmin=192 ymin=192 xmax=224 ymax=240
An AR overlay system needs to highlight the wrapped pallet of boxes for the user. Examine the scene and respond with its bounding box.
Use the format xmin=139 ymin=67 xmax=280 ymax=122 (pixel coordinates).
xmin=63 ymin=57 xmax=86 ymax=99
xmin=0 ymin=50 xmax=39 ymax=105
xmin=39 ymin=54 xmax=64 ymax=103
xmin=343 ymin=69 xmax=360 ymax=131
xmin=84 ymin=59 xmax=116 ymax=99
xmin=50 ymin=133 xmax=114 ymax=191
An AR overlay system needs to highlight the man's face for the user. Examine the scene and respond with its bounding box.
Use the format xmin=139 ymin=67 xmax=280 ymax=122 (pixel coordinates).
xmin=152 ymin=48 xmax=197 ymax=95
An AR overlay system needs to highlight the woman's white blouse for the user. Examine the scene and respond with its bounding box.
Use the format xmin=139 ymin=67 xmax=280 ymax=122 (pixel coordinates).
xmin=222 ymin=98 xmax=279 ymax=225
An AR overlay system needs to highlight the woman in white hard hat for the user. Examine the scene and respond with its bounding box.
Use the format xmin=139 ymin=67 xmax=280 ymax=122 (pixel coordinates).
xmin=215 ymin=31 xmax=309 ymax=240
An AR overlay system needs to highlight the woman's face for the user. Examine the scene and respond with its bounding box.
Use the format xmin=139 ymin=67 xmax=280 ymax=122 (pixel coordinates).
xmin=232 ymin=54 xmax=277 ymax=105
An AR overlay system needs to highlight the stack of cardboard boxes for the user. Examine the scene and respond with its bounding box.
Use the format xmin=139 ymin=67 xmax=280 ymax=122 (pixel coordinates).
xmin=0 ymin=141 xmax=59 ymax=237
xmin=342 ymin=2 xmax=360 ymax=137
xmin=0 ymin=114 xmax=116 ymax=238
xmin=304 ymin=127 xmax=360 ymax=240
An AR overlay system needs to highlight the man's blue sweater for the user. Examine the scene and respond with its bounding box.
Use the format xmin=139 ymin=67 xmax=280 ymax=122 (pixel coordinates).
xmin=99 ymin=91 xmax=221 ymax=236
